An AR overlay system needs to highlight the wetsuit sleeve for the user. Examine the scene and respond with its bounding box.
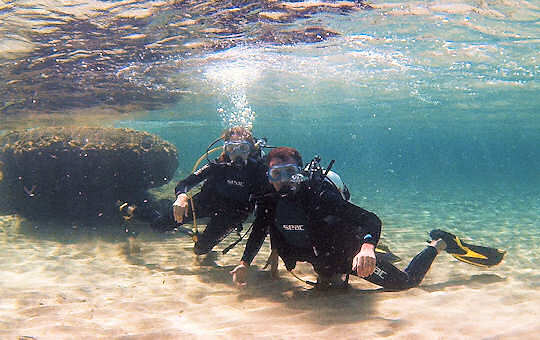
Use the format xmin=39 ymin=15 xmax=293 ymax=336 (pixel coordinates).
xmin=174 ymin=163 xmax=214 ymax=196
xmin=340 ymin=200 xmax=381 ymax=246
xmin=313 ymin=184 xmax=381 ymax=247
xmin=240 ymin=201 xmax=273 ymax=265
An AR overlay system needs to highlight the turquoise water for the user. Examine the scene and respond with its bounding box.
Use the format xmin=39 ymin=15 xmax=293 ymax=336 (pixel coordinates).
xmin=1 ymin=1 xmax=539 ymax=338
xmin=111 ymin=2 xmax=539 ymax=285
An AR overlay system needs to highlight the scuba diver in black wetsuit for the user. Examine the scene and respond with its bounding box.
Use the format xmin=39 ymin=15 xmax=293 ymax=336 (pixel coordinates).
xmin=144 ymin=126 xmax=271 ymax=255
xmin=230 ymin=147 xmax=449 ymax=290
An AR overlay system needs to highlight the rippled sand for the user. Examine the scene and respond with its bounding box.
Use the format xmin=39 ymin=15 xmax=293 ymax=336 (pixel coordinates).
xmin=1 ymin=189 xmax=539 ymax=339
xmin=1 ymin=1 xmax=539 ymax=337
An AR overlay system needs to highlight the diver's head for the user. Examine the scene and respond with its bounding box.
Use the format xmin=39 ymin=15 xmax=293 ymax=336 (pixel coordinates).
xmin=266 ymin=147 xmax=304 ymax=193
xmin=220 ymin=126 xmax=256 ymax=165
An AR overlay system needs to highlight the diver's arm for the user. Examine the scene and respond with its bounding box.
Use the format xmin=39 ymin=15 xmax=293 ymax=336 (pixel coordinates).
xmin=357 ymin=208 xmax=382 ymax=246
xmin=172 ymin=163 xmax=215 ymax=223
xmin=240 ymin=204 xmax=271 ymax=265
xmin=230 ymin=261 xmax=249 ymax=288
xmin=316 ymin=188 xmax=380 ymax=277
xmin=174 ymin=163 xmax=214 ymax=196
xmin=341 ymin=201 xmax=380 ymax=277
xmin=231 ymin=226 xmax=267 ymax=288
xmin=339 ymin=200 xmax=382 ymax=246
xmin=232 ymin=203 xmax=272 ymax=287
xmin=313 ymin=182 xmax=381 ymax=246
xmin=353 ymin=243 xmax=376 ymax=277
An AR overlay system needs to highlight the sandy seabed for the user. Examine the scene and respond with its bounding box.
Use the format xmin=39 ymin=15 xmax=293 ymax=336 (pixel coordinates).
xmin=0 ymin=212 xmax=539 ymax=340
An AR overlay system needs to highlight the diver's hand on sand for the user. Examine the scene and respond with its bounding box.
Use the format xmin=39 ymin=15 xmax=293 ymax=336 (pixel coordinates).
xmin=173 ymin=194 xmax=189 ymax=223
xmin=263 ymin=249 xmax=279 ymax=278
xmin=353 ymin=243 xmax=376 ymax=277
xmin=230 ymin=262 xmax=249 ymax=288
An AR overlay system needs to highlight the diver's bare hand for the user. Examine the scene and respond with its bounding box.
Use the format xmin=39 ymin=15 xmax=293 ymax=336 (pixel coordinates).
xmin=263 ymin=249 xmax=279 ymax=278
xmin=173 ymin=194 xmax=189 ymax=223
xmin=353 ymin=243 xmax=376 ymax=277
xmin=230 ymin=262 xmax=249 ymax=288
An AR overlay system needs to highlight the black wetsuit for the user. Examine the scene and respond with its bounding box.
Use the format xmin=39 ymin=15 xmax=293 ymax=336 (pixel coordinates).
xmin=157 ymin=157 xmax=269 ymax=254
xmin=242 ymin=179 xmax=438 ymax=291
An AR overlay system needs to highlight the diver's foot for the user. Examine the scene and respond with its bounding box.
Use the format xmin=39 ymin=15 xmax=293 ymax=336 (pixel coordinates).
xmin=429 ymin=238 xmax=447 ymax=253
xmin=429 ymin=229 xmax=460 ymax=253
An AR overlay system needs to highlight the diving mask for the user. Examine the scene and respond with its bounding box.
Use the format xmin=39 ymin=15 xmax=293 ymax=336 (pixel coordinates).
xmin=267 ymin=163 xmax=304 ymax=183
xmin=224 ymin=140 xmax=252 ymax=164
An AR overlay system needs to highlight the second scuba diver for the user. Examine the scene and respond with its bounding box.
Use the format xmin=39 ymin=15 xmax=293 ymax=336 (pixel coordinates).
xmin=230 ymin=147 xmax=505 ymax=290
xmin=153 ymin=126 xmax=270 ymax=255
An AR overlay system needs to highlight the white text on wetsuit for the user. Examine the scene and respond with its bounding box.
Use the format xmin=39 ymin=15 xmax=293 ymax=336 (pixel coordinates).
xmin=373 ymin=266 xmax=387 ymax=279
xmin=282 ymin=224 xmax=305 ymax=231
xmin=227 ymin=179 xmax=245 ymax=187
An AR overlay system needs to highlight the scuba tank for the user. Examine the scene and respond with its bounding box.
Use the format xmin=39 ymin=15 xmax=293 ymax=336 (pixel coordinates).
xmin=325 ymin=170 xmax=350 ymax=201
xmin=302 ymin=155 xmax=350 ymax=201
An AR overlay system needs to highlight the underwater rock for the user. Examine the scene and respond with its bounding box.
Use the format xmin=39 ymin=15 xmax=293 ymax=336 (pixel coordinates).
xmin=0 ymin=127 xmax=178 ymax=220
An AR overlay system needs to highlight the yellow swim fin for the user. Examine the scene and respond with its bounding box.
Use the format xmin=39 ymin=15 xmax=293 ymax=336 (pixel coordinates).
xmin=430 ymin=229 xmax=506 ymax=268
